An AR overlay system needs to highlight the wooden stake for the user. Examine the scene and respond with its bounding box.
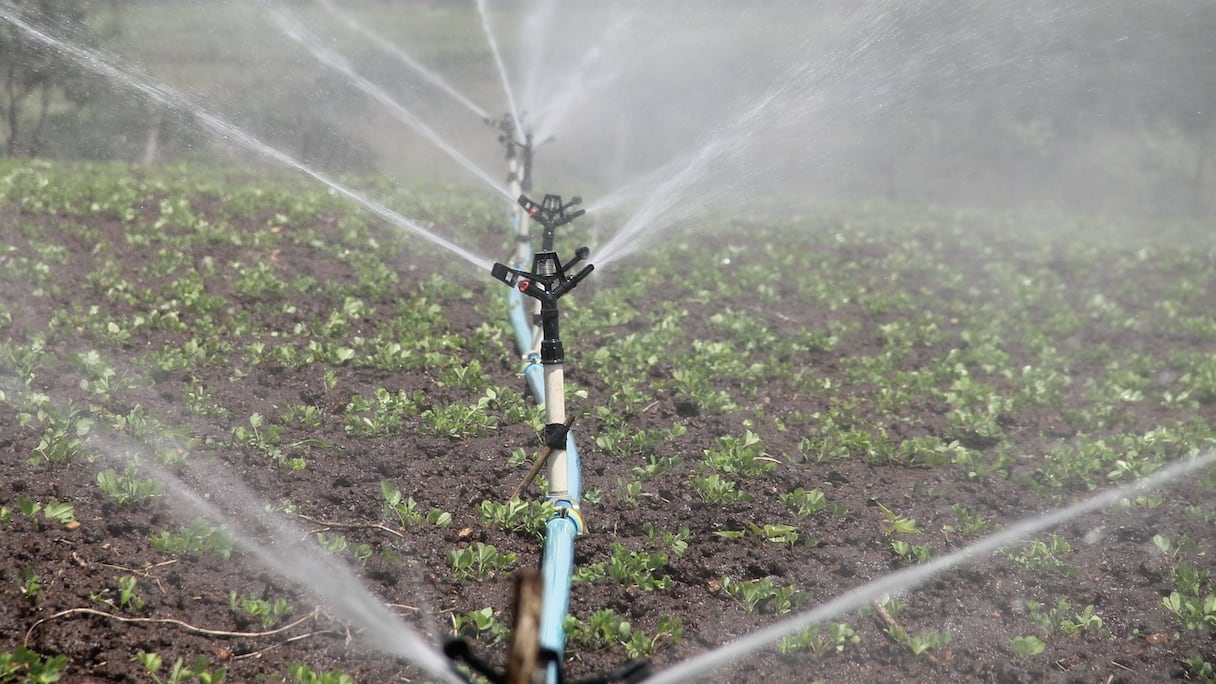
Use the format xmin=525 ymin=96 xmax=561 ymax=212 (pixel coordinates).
xmin=506 ymin=569 xmax=544 ymax=684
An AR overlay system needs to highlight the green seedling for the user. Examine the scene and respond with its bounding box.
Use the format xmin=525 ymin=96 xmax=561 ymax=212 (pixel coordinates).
xmin=449 ymin=542 xmax=516 ymax=581
xmin=703 ymin=430 xmax=775 ymax=476
xmin=876 ymin=502 xmax=921 ymax=537
xmin=941 ymin=503 xmax=989 ymax=538
xmin=719 ymin=576 xmax=806 ymax=614
xmin=690 ymin=473 xmax=752 ymax=504
xmin=1161 ymin=591 xmax=1216 ymax=631
xmin=574 ymin=543 xmax=672 ymax=591
xmin=630 ymin=454 xmax=684 ymax=479
xmin=98 ymin=466 xmax=165 ymax=506
xmin=780 ymin=487 xmax=827 ymax=519
xmin=478 ymin=498 xmax=553 ymax=536
xmin=351 ymin=543 xmax=373 ymax=567
xmin=1002 ymin=534 xmax=1075 ymax=576
xmin=24 ymin=402 xmax=94 ymax=465
xmin=451 ymin=607 xmax=509 ymax=645
xmin=1183 ymin=656 xmax=1216 ymax=684
xmin=419 ymin=389 xmax=501 ymax=438
xmin=14 ymin=495 xmax=41 ymax=519
xmin=0 ymin=647 xmax=68 ymax=684
xmin=286 ymin=663 xmax=354 ymax=684
xmin=229 ymin=591 xmax=295 ymax=629
xmin=641 ymin=522 xmax=690 ymax=556
xmin=115 ymin=575 xmax=146 ymax=612
xmin=136 ymin=651 xmax=226 ymax=684
xmin=18 ymin=569 xmax=42 ymax=602
xmin=231 ymin=413 xmax=305 ymax=471
xmin=616 ymin=476 xmax=643 ymax=505
xmin=345 ymin=388 xmax=422 ymax=436
xmin=381 ymin=481 xmax=422 ymax=527
xmin=891 ymin=539 xmax=935 ymax=563
xmin=1009 ymin=635 xmax=1046 ymax=658
xmin=746 ymin=521 xmax=802 ymax=548
xmin=149 ymin=519 xmax=235 ymax=559
xmin=885 ymin=624 xmax=952 ymax=657
xmin=276 ymin=402 xmax=323 ymax=428
xmin=1026 ymin=598 xmax=1103 ymax=636
xmin=776 ymin=623 xmax=859 ymax=655
xmin=563 ymin=609 xmax=683 ymax=658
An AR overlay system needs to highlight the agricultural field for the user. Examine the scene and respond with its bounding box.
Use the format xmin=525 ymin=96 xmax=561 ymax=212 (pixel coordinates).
xmin=1 ymin=160 xmax=1215 ymax=683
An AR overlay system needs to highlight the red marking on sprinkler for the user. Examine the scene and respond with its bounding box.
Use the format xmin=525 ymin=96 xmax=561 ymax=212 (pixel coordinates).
xmin=528 ymin=207 xmax=539 ymax=217
xmin=518 ymin=279 xmax=531 ymax=292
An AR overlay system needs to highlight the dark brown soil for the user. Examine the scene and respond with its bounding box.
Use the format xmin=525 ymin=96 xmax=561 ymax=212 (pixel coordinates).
xmin=1 ymin=174 xmax=1215 ymax=684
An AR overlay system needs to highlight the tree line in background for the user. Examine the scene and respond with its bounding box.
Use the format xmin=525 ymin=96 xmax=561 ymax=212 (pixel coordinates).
xmin=1 ymin=0 xmax=1212 ymax=216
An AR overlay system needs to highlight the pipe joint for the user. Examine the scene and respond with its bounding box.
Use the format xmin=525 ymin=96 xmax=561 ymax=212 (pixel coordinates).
xmin=544 ymin=422 xmax=570 ymax=449
xmin=541 ymin=338 xmax=564 ymax=365
xmin=550 ymin=500 xmax=585 ymax=534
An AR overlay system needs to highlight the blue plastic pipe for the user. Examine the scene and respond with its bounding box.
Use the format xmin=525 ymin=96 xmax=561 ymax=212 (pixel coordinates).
xmin=523 ymin=358 xmax=545 ymax=405
xmin=540 ymin=515 xmax=577 ymax=682
xmin=507 ymin=285 xmax=534 ymax=358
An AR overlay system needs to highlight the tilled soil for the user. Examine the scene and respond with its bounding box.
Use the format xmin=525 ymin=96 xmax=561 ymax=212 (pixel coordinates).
xmin=2 ymin=175 xmax=1215 ymax=683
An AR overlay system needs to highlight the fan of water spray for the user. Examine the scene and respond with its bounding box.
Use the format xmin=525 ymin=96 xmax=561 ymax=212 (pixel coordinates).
xmin=573 ymin=5 xmax=898 ymax=268
xmin=0 ymin=4 xmax=495 ymax=273
xmin=524 ymin=10 xmax=640 ymax=146
xmin=475 ymin=0 xmax=525 ymax=146
xmin=644 ymin=449 xmax=1216 ymax=683
xmin=271 ymin=8 xmax=513 ymax=204
xmin=314 ymin=0 xmax=491 ymax=121
xmin=0 ymin=361 xmax=461 ymax=683
xmin=152 ymin=464 xmax=462 ymax=683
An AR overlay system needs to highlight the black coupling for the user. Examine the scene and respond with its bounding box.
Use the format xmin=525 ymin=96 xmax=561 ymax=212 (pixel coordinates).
xmin=544 ymin=422 xmax=570 ymax=450
xmin=541 ymin=338 xmax=565 ymax=365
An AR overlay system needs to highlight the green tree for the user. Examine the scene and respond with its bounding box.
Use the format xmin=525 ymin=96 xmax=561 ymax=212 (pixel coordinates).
xmin=1 ymin=1 xmax=102 ymax=156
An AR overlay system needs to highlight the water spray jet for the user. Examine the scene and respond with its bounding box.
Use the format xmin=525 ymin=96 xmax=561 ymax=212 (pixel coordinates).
xmin=315 ymin=0 xmax=492 ymax=121
xmin=475 ymin=0 xmax=525 ymax=148
xmin=271 ymin=8 xmax=514 ymax=204
xmin=642 ymin=449 xmax=1216 ymax=684
xmin=0 ymin=6 xmax=496 ymax=273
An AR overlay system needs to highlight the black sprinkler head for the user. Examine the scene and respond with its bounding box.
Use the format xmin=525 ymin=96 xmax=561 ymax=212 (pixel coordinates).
xmin=518 ymin=193 xmax=586 ymax=233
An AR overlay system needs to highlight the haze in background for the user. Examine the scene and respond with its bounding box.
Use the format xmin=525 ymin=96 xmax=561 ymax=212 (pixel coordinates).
xmin=2 ymin=0 xmax=1212 ymax=222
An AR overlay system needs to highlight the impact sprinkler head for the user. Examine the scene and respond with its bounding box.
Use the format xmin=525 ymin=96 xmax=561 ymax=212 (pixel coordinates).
xmin=491 ymin=246 xmax=593 ymax=368
xmin=517 ymin=193 xmax=585 ymax=250
xmin=488 ymin=113 xmax=534 ymax=191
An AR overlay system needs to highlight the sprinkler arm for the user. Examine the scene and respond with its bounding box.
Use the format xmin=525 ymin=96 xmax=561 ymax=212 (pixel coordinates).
xmin=490 ymin=252 xmax=594 ymax=307
xmin=518 ymin=194 xmax=584 ymax=250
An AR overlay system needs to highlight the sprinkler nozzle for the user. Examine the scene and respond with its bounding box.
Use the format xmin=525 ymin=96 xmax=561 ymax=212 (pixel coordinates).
xmin=535 ymin=251 xmax=559 ymax=277
xmin=491 ymin=261 xmax=518 ymax=287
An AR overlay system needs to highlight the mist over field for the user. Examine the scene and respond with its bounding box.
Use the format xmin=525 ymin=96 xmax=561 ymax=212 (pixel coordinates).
xmin=2 ymin=1 xmax=1213 ymax=221
xmin=2 ymin=2 xmax=1215 ymax=683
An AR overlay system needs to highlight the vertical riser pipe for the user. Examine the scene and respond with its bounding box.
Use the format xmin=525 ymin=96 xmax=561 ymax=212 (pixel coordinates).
xmin=563 ymin=431 xmax=581 ymax=502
